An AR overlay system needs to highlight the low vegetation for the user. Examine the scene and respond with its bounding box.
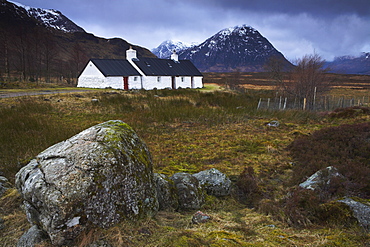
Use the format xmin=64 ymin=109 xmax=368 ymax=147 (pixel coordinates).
xmin=1 ymin=73 xmax=370 ymax=246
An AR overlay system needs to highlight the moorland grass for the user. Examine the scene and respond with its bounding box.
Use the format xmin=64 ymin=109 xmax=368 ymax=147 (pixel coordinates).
xmin=0 ymin=87 xmax=369 ymax=246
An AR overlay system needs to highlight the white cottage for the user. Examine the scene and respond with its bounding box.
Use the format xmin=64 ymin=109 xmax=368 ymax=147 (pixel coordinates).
xmin=77 ymin=48 xmax=203 ymax=90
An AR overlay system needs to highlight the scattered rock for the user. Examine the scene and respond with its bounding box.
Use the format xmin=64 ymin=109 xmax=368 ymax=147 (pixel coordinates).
xmin=299 ymin=166 xmax=344 ymax=191
xmin=17 ymin=225 xmax=49 ymax=247
xmin=16 ymin=120 xmax=158 ymax=246
xmin=170 ymin=172 xmax=204 ymax=210
xmin=193 ymin=168 xmax=231 ymax=197
xmin=192 ymin=211 xmax=211 ymax=224
xmin=154 ymin=173 xmax=179 ymax=211
xmin=338 ymin=197 xmax=370 ymax=230
xmin=266 ymin=120 xmax=280 ymax=127
xmin=91 ymin=98 xmax=99 ymax=102
xmin=0 ymin=176 xmax=11 ymax=197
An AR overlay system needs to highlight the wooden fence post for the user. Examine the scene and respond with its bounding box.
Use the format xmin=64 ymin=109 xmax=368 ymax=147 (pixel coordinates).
xmin=257 ymin=98 xmax=262 ymax=110
xmin=283 ymin=97 xmax=287 ymax=110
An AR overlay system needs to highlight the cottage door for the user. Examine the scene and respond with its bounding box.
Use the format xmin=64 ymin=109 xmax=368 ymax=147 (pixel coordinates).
xmin=123 ymin=77 xmax=129 ymax=90
xmin=171 ymin=76 xmax=176 ymax=89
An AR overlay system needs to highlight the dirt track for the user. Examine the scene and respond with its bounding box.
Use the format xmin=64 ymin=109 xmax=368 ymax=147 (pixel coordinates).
xmin=0 ymin=89 xmax=93 ymax=98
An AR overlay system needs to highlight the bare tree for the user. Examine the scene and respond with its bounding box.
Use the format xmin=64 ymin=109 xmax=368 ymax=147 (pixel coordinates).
xmin=290 ymin=54 xmax=329 ymax=109
xmin=266 ymin=54 xmax=329 ymax=110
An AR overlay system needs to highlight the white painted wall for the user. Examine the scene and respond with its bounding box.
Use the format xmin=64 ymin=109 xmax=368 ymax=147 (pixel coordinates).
xmin=177 ymin=76 xmax=195 ymax=89
xmin=77 ymin=61 xmax=105 ymax=88
xmin=129 ymin=76 xmax=143 ymax=89
xmin=142 ymin=76 xmax=172 ymax=90
xmin=192 ymin=76 xmax=203 ymax=88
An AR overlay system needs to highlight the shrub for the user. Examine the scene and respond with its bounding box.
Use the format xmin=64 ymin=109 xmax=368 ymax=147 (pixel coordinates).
xmin=235 ymin=166 xmax=262 ymax=207
xmin=281 ymin=188 xmax=321 ymax=227
xmin=288 ymin=122 xmax=370 ymax=198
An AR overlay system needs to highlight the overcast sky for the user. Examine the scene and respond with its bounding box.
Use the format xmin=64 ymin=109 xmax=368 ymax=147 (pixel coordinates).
xmin=17 ymin=0 xmax=370 ymax=61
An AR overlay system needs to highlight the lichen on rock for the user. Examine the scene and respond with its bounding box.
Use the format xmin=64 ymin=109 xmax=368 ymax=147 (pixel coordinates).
xmin=15 ymin=120 xmax=158 ymax=246
xmin=170 ymin=172 xmax=204 ymax=210
xmin=154 ymin=173 xmax=179 ymax=211
xmin=193 ymin=168 xmax=231 ymax=197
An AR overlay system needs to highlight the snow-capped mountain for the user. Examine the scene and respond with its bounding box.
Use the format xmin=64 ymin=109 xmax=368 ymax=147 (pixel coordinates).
xmin=152 ymin=40 xmax=196 ymax=59
xmin=178 ymin=25 xmax=291 ymax=72
xmin=326 ymin=52 xmax=370 ymax=75
xmin=8 ymin=0 xmax=84 ymax=32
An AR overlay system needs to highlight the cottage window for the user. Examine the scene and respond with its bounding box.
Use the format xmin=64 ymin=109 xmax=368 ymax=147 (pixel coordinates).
xmin=181 ymin=77 xmax=184 ymax=82
xmin=157 ymin=77 xmax=161 ymax=82
xmin=134 ymin=77 xmax=138 ymax=81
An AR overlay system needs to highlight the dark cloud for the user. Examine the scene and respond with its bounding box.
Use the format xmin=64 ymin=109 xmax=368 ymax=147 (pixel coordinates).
xmin=17 ymin=0 xmax=370 ymax=60
xmin=188 ymin=0 xmax=370 ymax=17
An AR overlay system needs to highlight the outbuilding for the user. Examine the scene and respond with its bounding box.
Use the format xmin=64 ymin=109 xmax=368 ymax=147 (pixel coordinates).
xmin=77 ymin=48 xmax=203 ymax=90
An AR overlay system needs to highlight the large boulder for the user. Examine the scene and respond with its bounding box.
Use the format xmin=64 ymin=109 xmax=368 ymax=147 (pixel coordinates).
xmin=170 ymin=172 xmax=204 ymax=210
xmin=15 ymin=120 xmax=158 ymax=246
xmin=154 ymin=173 xmax=179 ymax=211
xmin=193 ymin=168 xmax=231 ymax=197
xmin=338 ymin=197 xmax=370 ymax=230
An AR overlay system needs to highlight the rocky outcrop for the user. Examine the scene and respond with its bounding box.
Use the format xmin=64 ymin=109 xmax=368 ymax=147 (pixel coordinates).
xmin=154 ymin=173 xmax=179 ymax=211
xmin=15 ymin=120 xmax=158 ymax=246
xmin=299 ymin=166 xmax=344 ymax=191
xmin=170 ymin=172 xmax=205 ymax=210
xmin=338 ymin=198 xmax=370 ymax=230
xmin=193 ymin=168 xmax=231 ymax=197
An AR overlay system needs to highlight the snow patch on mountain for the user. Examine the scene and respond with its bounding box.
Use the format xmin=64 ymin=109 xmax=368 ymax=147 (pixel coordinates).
xmin=152 ymin=40 xmax=197 ymax=59
xmin=8 ymin=0 xmax=84 ymax=32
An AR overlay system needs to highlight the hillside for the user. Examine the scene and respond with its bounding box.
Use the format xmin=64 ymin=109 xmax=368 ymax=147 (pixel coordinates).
xmin=0 ymin=0 xmax=155 ymax=84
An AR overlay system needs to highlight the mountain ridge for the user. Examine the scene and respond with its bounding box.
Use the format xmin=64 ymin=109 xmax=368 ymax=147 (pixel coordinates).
xmin=325 ymin=52 xmax=370 ymax=75
xmin=152 ymin=25 xmax=293 ymax=72
xmin=8 ymin=0 xmax=85 ymax=32
xmin=151 ymin=40 xmax=196 ymax=59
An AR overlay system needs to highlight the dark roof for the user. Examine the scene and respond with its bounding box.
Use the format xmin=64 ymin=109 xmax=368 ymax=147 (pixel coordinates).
xmin=132 ymin=57 xmax=203 ymax=76
xmin=91 ymin=59 xmax=140 ymax=76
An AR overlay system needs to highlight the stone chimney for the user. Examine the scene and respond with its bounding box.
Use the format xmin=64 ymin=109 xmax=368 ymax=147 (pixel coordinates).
xmin=126 ymin=46 xmax=137 ymax=60
xmin=171 ymin=50 xmax=178 ymax=62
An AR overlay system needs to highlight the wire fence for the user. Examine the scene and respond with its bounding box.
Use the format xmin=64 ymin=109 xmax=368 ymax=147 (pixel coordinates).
xmin=257 ymin=95 xmax=370 ymax=111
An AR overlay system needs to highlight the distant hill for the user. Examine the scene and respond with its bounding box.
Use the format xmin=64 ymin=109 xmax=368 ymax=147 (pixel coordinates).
xmin=0 ymin=0 xmax=155 ymax=83
xmin=325 ymin=53 xmax=370 ymax=75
